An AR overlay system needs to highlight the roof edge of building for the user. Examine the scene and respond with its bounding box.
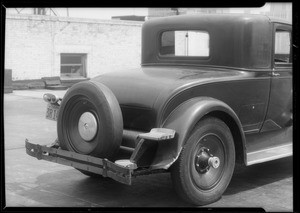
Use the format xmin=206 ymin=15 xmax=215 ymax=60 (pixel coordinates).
xmin=6 ymin=13 xmax=143 ymax=26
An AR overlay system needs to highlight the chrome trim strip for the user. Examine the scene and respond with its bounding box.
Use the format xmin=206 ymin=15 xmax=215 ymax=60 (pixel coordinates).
xmin=246 ymin=143 xmax=292 ymax=166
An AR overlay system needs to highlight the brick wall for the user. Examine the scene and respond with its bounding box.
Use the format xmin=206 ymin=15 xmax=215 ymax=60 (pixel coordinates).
xmin=5 ymin=14 xmax=142 ymax=80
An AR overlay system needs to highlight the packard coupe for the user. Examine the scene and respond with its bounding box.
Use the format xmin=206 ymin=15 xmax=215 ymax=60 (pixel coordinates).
xmin=26 ymin=14 xmax=292 ymax=205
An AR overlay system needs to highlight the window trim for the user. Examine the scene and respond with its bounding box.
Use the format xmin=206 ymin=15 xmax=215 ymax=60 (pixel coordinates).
xmin=60 ymin=53 xmax=87 ymax=78
xmin=273 ymin=24 xmax=292 ymax=69
xmin=158 ymin=29 xmax=211 ymax=60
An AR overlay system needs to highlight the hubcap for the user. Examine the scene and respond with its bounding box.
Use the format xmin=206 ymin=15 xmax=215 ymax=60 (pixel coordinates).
xmin=78 ymin=112 xmax=98 ymax=141
xmin=208 ymin=156 xmax=220 ymax=169
xmin=195 ymin=147 xmax=220 ymax=173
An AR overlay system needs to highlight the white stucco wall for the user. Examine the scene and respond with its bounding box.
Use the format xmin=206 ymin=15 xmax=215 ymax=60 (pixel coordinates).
xmin=5 ymin=14 xmax=143 ymax=80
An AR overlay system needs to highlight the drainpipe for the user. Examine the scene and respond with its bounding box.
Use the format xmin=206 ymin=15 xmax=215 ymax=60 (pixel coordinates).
xmin=51 ymin=19 xmax=71 ymax=77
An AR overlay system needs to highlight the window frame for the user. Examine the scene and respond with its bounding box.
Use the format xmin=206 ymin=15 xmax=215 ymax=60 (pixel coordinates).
xmin=158 ymin=29 xmax=211 ymax=60
xmin=273 ymin=23 xmax=292 ymax=69
xmin=60 ymin=53 xmax=87 ymax=78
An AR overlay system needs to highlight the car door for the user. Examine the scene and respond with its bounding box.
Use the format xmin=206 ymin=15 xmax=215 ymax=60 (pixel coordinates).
xmin=261 ymin=23 xmax=292 ymax=132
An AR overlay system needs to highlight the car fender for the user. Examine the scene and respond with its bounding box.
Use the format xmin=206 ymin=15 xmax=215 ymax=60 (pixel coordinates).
xmin=150 ymin=97 xmax=246 ymax=169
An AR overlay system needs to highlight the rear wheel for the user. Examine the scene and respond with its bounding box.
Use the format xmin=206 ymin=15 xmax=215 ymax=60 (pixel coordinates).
xmin=171 ymin=117 xmax=235 ymax=205
xmin=57 ymin=81 xmax=123 ymax=160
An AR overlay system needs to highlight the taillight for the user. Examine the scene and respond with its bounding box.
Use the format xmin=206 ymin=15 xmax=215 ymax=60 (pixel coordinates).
xmin=43 ymin=93 xmax=61 ymax=104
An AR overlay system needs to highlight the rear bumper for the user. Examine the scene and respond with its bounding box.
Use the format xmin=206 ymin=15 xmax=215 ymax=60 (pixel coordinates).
xmin=25 ymin=128 xmax=176 ymax=185
xmin=25 ymin=139 xmax=133 ymax=185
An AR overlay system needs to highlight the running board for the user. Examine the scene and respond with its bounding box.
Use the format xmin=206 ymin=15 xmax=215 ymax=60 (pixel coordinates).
xmin=246 ymin=143 xmax=292 ymax=166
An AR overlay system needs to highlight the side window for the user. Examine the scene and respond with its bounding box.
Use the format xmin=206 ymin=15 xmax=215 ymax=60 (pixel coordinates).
xmin=274 ymin=29 xmax=291 ymax=65
xmin=160 ymin=31 xmax=209 ymax=57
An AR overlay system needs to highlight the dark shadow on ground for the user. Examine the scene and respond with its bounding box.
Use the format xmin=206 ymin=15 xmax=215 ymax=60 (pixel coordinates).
xmin=33 ymin=169 xmax=189 ymax=207
xmin=224 ymin=156 xmax=292 ymax=195
xmin=9 ymin=156 xmax=291 ymax=207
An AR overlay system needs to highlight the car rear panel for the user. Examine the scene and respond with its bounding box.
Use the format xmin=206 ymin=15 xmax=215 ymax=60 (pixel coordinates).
xmin=92 ymin=66 xmax=254 ymax=131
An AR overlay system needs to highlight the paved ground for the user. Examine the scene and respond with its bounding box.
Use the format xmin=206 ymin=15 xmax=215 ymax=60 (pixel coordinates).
xmin=4 ymin=89 xmax=293 ymax=210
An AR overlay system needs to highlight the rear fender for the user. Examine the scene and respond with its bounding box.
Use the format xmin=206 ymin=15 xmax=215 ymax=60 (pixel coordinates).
xmin=150 ymin=97 xmax=246 ymax=169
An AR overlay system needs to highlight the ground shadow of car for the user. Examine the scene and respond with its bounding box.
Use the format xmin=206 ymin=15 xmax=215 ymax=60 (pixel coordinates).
xmin=75 ymin=173 xmax=190 ymax=207
xmin=35 ymin=169 xmax=188 ymax=207
xmin=224 ymin=156 xmax=292 ymax=196
xmin=32 ymin=156 xmax=292 ymax=207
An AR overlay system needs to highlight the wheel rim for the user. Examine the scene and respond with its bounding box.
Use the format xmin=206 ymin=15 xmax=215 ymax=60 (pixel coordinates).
xmin=78 ymin=112 xmax=98 ymax=141
xmin=63 ymin=95 xmax=100 ymax=154
xmin=190 ymin=133 xmax=226 ymax=190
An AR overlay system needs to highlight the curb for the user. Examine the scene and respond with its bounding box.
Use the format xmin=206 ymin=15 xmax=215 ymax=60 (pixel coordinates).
xmin=12 ymin=78 xmax=89 ymax=90
xmin=13 ymin=81 xmax=46 ymax=90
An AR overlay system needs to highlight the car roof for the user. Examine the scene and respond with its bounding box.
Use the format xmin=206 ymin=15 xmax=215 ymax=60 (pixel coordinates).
xmin=142 ymin=13 xmax=284 ymax=69
xmin=145 ymin=13 xmax=291 ymax=26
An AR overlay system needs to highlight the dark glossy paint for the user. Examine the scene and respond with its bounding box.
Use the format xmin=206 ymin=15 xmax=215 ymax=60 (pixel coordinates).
xmin=142 ymin=14 xmax=273 ymax=69
xmin=94 ymin=66 xmax=270 ymax=133
xmin=261 ymin=23 xmax=292 ymax=131
xmin=261 ymin=70 xmax=292 ymax=131
xmin=92 ymin=14 xmax=292 ymax=168
xmin=151 ymin=97 xmax=246 ymax=169
xmin=94 ymin=66 xmax=270 ymax=166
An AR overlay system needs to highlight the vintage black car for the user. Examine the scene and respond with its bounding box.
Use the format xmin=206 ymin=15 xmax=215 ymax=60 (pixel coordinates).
xmin=26 ymin=14 xmax=292 ymax=205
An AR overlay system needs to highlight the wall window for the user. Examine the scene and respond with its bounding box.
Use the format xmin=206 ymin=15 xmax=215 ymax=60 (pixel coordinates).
xmin=274 ymin=30 xmax=291 ymax=65
xmin=160 ymin=31 xmax=209 ymax=57
xmin=61 ymin=54 xmax=87 ymax=78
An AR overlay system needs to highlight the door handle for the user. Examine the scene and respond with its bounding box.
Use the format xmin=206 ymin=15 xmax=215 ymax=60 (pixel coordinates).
xmin=272 ymin=72 xmax=280 ymax=77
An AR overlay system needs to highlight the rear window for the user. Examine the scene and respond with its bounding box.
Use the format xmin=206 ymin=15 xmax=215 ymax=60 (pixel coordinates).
xmin=160 ymin=30 xmax=210 ymax=57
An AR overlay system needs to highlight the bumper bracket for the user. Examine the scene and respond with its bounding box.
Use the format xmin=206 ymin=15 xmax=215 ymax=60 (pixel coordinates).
xmin=25 ymin=139 xmax=133 ymax=185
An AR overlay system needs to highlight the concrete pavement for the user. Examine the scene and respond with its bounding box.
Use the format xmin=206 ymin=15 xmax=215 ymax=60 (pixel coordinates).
xmin=4 ymin=89 xmax=67 ymax=150
xmin=4 ymin=89 xmax=293 ymax=210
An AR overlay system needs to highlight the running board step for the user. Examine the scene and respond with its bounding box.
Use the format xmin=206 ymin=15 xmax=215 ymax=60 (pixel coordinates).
xmin=246 ymin=143 xmax=292 ymax=166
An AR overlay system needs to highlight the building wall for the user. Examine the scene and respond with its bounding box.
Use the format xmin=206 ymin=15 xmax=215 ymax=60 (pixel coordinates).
xmin=5 ymin=14 xmax=142 ymax=80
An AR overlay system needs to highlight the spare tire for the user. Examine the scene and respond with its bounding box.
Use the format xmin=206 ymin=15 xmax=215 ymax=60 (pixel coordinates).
xmin=57 ymin=81 xmax=123 ymax=160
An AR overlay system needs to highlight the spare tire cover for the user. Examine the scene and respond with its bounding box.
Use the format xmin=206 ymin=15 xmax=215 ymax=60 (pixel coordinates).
xmin=57 ymin=81 xmax=123 ymax=160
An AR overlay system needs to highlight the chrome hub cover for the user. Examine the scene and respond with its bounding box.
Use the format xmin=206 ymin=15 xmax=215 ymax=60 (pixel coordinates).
xmin=78 ymin=112 xmax=98 ymax=141
xmin=208 ymin=156 xmax=220 ymax=169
